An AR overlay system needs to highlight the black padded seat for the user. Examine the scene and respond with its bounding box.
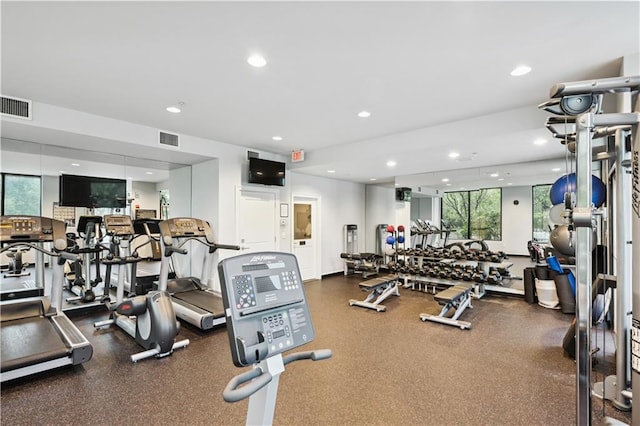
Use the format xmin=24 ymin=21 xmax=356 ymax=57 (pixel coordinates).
xmin=434 ymin=284 xmax=472 ymax=304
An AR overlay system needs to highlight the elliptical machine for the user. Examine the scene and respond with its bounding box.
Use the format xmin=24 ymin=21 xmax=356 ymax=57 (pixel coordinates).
xmin=3 ymin=245 xmax=31 ymax=278
xmin=65 ymin=215 xmax=104 ymax=303
xmin=94 ymin=214 xmax=189 ymax=362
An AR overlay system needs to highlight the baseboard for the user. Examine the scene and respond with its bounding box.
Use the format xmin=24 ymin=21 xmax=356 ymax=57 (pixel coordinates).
xmin=321 ymin=271 xmax=344 ymax=279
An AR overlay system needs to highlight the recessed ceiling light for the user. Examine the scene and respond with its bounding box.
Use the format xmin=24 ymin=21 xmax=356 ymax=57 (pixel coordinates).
xmin=552 ymin=167 xmax=561 ymax=172
xmin=490 ymin=173 xmax=499 ymax=177
xmin=386 ymin=160 xmax=396 ymax=167
xmin=358 ymin=111 xmax=371 ymax=118
xmin=534 ymin=138 xmax=548 ymax=146
xmin=327 ymin=170 xmax=336 ymax=174
xmin=71 ymin=163 xmax=80 ymax=167
xmin=166 ymin=106 xmax=181 ymax=113
xmin=272 ymin=136 xmax=283 ymax=141
xmin=441 ymin=178 xmax=450 ymax=182
xmin=507 ymin=182 xmax=513 ymax=186
xmin=369 ymin=178 xmax=377 ymax=181
xmin=510 ymin=65 xmax=532 ymax=76
xmin=145 ymin=171 xmax=153 ymax=175
xmin=448 ymin=152 xmax=460 ymax=159
xmin=498 ymin=178 xmax=504 ymax=181
xmin=459 ymin=187 xmax=465 ymax=190
xmin=446 ymin=183 xmax=452 ymax=186
xmin=247 ymin=54 xmax=267 ymax=68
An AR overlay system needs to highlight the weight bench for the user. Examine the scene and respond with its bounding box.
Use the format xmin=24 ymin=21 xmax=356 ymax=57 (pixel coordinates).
xmin=420 ymin=284 xmax=473 ymax=329
xmin=349 ymin=275 xmax=399 ymax=312
xmin=340 ymin=252 xmax=382 ymax=278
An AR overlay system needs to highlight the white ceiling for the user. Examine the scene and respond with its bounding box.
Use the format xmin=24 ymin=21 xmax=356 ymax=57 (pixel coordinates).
xmin=1 ymin=1 xmax=638 ymax=190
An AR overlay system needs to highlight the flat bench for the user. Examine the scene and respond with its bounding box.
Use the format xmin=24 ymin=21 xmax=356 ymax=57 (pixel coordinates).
xmin=420 ymin=284 xmax=473 ymax=330
xmin=349 ymin=275 xmax=399 ymax=312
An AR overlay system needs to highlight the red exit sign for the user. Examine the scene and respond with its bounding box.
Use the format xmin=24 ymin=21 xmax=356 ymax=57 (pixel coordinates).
xmin=292 ymin=150 xmax=305 ymax=162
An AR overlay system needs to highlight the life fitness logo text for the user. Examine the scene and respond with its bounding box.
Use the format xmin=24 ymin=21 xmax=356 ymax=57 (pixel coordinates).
xmin=633 ymin=150 xmax=640 ymax=219
xmin=250 ymin=255 xmax=277 ymax=263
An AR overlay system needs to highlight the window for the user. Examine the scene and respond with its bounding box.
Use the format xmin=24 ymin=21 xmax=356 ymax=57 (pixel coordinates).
xmin=1 ymin=173 xmax=41 ymax=216
xmin=441 ymin=188 xmax=502 ymax=241
xmin=532 ymin=184 xmax=553 ymax=243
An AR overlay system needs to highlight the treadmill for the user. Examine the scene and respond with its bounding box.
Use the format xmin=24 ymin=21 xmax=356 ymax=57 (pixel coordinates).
xmin=157 ymin=217 xmax=239 ymax=330
xmin=1 ymin=216 xmax=93 ymax=383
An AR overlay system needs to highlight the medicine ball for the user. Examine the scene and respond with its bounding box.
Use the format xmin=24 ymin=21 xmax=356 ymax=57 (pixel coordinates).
xmin=549 ymin=173 xmax=606 ymax=207
xmin=548 ymin=204 xmax=565 ymax=225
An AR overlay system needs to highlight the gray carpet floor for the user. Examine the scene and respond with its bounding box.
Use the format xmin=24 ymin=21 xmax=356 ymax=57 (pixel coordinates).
xmin=0 ymin=272 xmax=632 ymax=425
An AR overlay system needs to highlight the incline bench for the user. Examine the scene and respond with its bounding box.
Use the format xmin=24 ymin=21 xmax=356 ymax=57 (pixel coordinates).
xmin=349 ymin=275 xmax=399 ymax=312
xmin=420 ymin=284 xmax=473 ymax=330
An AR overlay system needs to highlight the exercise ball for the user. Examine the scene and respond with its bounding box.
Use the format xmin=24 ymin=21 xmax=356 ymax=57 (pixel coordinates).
xmin=548 ymin=204 xmax=566 ymax=225
xmin=549 ymin=173 xmax=606 ymax=207
xmin=549 ymin=224 xmax=596 ymax=256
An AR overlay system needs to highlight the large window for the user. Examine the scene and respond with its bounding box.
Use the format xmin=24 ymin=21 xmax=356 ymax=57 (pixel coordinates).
xmin=441 ymin=188 xmax=502 ymax=241
xmin=1 ymin=173 xmax=41 ymax=216
xmin=532 ymin=184 xmax=553 ymax=243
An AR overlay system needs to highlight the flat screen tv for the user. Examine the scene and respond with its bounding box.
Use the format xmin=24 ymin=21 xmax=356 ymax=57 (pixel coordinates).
xmin=59 ymin=174 xmax=127 ymax=208
xmin=248 ymin=158 xmax=286 ymax=186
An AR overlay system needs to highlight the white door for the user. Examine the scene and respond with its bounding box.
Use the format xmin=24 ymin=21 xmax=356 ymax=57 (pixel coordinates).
xmin=292 ymin=196 xmax=320 ymax=281
xmin=237 ymin=188 xmax=277 ymax=254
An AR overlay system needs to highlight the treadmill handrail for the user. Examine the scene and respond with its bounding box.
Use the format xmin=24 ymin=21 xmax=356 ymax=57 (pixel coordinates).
xmin=168 ymin=236 xmax=240 ymax=255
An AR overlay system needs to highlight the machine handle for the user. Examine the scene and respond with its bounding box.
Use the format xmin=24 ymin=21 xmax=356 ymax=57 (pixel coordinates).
xmin=283 ymin=349 xmax=333 ymax=365
xmin=223 ymin=367 xmax=273 ymax=403
xmin=215 ymin=244 xmax=241 ymax=251
xmin=171 ymin=247 xmax=188 ymax=255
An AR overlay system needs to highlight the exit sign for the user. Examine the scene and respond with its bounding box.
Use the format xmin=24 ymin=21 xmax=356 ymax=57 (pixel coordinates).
xmin=292 ymin=150 xmax=305 ymax=162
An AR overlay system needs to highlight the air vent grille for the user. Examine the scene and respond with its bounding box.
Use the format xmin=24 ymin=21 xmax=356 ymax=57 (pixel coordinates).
xmin=159 ymin=131 xmax=179 ymax=147
xmin=1 ymin=95 xmax=32 ymax=119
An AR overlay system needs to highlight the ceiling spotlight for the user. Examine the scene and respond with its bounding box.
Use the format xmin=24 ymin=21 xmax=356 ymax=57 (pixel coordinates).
xmin=490 ymin=173 xmax=499 ymax=177
xmin=369 ymin=178 xmax=377 ymax=181
xmin=507 ymin=182 xmax=513 ymax=186
xmin=386 ymin=160 xmax=396 ymax=167
xmin=459 ymin=187 xmax=465 ymax=190
xmin=448 ymin=152 xmax=460 ymax=159
xmin=552 ymin=167 xmax=561 ymax=172
xmin=510 ymin=65 xmax=532 ymax=76
xmin=446 ymin=183 xmax=452 ymax=186
xmin=441 ymin=178 xmax=450 ymax=182
xmin=498 ymin=178 xmax=504 ymax=181
xmin=327 ymin=170 xmax=336 ymax=174
xmin=71 ymin=163 xmax=80 ymax=167
xmin=247 ymin=55 xmax=267 ymax=68
xmin=358 ymin=111 xmax=371 ymax=118
xmin=145 ymin=171 xmax=153 ymax=175
xmin=272 ymin=136 xmax=283 ymax=141
xmin=534 ymin=138 xmax=548 ymax=146
xmin=166 ymin=106 xmax=181 ymax=113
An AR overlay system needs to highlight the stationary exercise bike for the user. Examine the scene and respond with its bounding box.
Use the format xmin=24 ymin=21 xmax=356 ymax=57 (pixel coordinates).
xmin=219 ymin=252 xmax=331 ymax=425
xmin=94 ymin=214 xmax=189 ymax=362
xmin=3 ymin=245 xmax=31 ymax=278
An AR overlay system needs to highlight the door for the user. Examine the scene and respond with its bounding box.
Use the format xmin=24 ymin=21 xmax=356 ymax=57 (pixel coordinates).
xmin=292 ymin=196 xmax=320 ymax=281
xmin=237 ymin=188 xmax=277 ymax=254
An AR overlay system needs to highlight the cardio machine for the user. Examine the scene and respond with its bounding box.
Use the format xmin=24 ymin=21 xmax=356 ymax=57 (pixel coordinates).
xmin=3 ymin=245 xmax=31 ymax=278
xmin=157 ymin=217 xmax=239 ymax=330
xmin=94 ymin=215 xmax=189 ymax=362
xmin=0 ymin=215 xmax=93 ymax=382
xmin=65 ymin=215 xmax=104 ymax=303
xmin=219 ymin=252 xmax=331 ymax=425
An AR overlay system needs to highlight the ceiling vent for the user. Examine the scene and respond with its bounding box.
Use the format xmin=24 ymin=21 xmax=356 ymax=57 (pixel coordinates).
xmin=159 ymin=131 xmax=179 ymax=147
xmin=1 ymin=95 xmax=32 ymax=120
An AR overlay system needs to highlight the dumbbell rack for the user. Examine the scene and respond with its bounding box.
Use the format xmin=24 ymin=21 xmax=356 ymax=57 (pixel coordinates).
xmin=394 ymin=250 xmax=518 ymax=298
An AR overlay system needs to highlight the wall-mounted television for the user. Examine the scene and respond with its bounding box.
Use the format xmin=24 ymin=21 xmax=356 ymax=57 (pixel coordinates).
xmin=248 ymin=158 xmax=286 ymax=187
xmin=59 ymin=174 xmax=127 ymax=208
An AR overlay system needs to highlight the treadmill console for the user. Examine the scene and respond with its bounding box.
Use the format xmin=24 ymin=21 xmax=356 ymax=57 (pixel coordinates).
xmin=104 ymin=214 xmax=135 ymax=237
xmin=159 ymin=217 xmax=215 ymax=245
xmin=218 ymin=252 xmax=315 ymax=367
xmin=0 ymin=216 xmax=66 ymax=245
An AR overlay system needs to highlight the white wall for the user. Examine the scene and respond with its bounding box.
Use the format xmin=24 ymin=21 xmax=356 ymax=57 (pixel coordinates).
xmin=500 ymin=185 xmax=532 ymax=255
xmin=364 ymin=185 xmax=411 ymax=254
xmin=131 ymin=181 xmax=159 ymax=215
xmin=288 ymin=172 xmax=365 ymax=275
xmin=410 ymin=196 xmax=432 ymax=222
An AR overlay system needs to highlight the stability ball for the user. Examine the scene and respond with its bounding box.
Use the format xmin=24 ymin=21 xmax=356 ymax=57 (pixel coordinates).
xmin=548 ymin=204 xmax=566 ymax=225
xmin=549 ymin=224 xmax=596 ymax=256
xmin=549 ymin=173 xmax=606 ymax=207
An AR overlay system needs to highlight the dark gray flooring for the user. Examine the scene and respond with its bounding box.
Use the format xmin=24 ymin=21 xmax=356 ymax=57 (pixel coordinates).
xmin=1 ymin=272 xmax=632 ymax=425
